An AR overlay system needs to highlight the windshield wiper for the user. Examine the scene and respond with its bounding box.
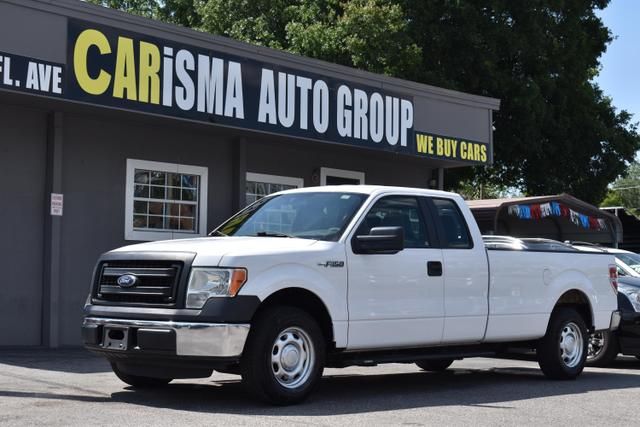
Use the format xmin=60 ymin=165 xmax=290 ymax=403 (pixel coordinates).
xmin=255 ymin=231 xmax=294 ymax=238
xmin=209 ymin=230 xmax=228 ymax=237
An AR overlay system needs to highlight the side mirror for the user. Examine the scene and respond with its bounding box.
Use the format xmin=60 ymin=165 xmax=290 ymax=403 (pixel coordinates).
xmin=352 ymin=226 xmax=404 ymax=254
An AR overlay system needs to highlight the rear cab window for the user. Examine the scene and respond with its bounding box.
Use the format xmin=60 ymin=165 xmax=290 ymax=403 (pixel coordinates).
xmin=430 ymin=198 xmax=473 ymax=249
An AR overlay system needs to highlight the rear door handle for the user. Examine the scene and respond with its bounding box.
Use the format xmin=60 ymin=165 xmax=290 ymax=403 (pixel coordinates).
xmin=427 ymin=261 xmax=442 ymax=277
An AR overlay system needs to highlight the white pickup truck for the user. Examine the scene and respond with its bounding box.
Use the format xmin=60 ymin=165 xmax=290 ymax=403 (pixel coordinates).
xmin=82 ymin=185 xmax=621 ymax=404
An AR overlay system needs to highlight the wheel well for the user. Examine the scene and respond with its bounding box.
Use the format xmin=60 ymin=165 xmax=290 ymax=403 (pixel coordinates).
xmin=255 ymin=288 xmax=334 ymax=348
xmin=554 ymin=289 xmax=593 ymax=330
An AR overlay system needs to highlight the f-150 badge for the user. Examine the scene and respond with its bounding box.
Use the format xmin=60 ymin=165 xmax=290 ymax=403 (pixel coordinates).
xmin=317 ymin=261 xmax=345 ymax=268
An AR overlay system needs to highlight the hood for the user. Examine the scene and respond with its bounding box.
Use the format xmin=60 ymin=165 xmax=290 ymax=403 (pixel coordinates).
xmin=110 ymin=236 xmax=319 ymax=266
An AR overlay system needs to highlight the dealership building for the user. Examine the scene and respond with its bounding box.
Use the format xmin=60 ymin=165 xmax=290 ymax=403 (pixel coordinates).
xmin=0 ymin=0 xmax=499 ymax=347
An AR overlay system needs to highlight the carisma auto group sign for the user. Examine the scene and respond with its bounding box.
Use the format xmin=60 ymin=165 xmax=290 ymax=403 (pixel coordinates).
xmin=0 ymin=19 xmax=490 ymax=164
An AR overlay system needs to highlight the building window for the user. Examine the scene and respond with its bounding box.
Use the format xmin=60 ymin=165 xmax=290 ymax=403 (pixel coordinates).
xmin=320 ymin=167 xmax=365 ymax=185
xmin=125 ymin=159 xmax=208 ymax=241
xmin=245 ymin=172 xmax=303 ymax=205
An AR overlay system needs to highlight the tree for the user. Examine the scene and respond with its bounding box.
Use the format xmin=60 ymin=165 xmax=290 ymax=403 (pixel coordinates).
xmin=85 ymin=0 xmax=640 ymax=204
xmin=601 ymin=162 xmax=640 ymax=213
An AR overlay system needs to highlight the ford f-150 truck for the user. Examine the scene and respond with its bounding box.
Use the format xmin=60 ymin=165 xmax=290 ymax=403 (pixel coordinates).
xmin=82 ymin=186 xmax=621 ymax=404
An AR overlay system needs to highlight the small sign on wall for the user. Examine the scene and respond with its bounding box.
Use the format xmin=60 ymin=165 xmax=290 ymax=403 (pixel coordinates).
xmin=50 ymin=193 xmax=63 ymax=216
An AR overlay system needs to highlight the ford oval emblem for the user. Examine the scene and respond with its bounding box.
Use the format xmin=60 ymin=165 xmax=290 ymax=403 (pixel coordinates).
xmin=116 ymin=274 xmax=138 ymax=288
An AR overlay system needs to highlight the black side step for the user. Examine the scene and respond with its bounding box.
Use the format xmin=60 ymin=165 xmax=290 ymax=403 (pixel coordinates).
xmin=327 ymin=344 xmax=506 ymax=368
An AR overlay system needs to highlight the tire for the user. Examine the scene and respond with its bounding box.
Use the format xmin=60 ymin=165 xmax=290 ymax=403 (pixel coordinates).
xmin=537 ymin=307 xmax=588 ymax=380
xmin=416 ymin=359 xmax=455 ymax=372
xmin=586 ymin=330 xmax=619 ymax=367
xmin=111 ymin=363 xmax=172 ymax=388
xmin=241 ymin=306 xmax=325 ymax=405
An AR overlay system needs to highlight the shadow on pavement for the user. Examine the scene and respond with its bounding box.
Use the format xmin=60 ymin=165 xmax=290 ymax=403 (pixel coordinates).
xmin=2 ymin=348 xmax=640 ymax=415
xmin=102 ymin=365 xmax=640 ymax=415
xmin=0 ymin=348 xmax=110 ymax=374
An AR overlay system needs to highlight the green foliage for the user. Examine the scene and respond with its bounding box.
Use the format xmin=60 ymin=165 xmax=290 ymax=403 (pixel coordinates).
xmin=602 ymin=162 xmax=640 ymax=213
xmin=86 ymin=0 xmax=201 ymax=27
xmin=85 ymin=0 xmax=640 ymax=204
xmin=197 ymin=0 xmax=421 ymax=77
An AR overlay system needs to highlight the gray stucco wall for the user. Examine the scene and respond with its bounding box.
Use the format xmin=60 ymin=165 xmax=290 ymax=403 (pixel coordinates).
xmin=0 ymin=103 xmax=47 ymax=345
xmin=56 ymin=112 xmax=235 ymax=345
xmin=246 ymin=138 xmax=432 ymax=188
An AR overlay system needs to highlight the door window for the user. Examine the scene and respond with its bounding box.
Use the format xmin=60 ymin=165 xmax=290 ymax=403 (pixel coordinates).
xmin=431 ymin=198 xmax=472 ymax=249
xmin=356 ymin=196 xmax=430 ymax=248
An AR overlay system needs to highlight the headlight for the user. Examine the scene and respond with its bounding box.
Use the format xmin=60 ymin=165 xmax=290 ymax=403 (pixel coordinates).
xmin=618 ymin=284 xmax=640 ymax=312
xmin=186 ymin=268 xmax=247 ymax=309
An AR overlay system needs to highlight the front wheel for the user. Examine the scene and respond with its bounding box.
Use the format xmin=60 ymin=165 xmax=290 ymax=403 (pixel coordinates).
xmin=586 ymin=330 xmax=619 ymax=367
xmin=537 ymin=307 xmax=588 ymax=380
xmin=241 ymin=306 xmax=325 ymax=405
xmin=111 ymin=363 xmax=172 ymax=388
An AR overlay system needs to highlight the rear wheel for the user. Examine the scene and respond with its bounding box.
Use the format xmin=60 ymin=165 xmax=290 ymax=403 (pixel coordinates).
xmin=537 ymin=307 xmax=588 ymax=379
xmin=111 ymin=363 xmax=172 ymax=388
xmin=241 ymin=306 xmax=325 ymax=405
xmin=586 ymin=330 xmax=619 ymax=367
xmin=416 ymin=359 xmax=455 ymax=372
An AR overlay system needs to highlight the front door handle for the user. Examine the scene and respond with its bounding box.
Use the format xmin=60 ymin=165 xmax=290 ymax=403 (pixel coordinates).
xmin=427 ymin=261 xmax=442 ymax=277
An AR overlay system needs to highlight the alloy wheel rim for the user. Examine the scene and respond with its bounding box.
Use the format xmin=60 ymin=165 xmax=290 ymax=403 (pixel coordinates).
xmin=587 ymin=332 xmax=605 ymax=360
xmin=559 ymin=322 xmax=584 ymax=368
xmin=271 ymin=326 xmax=314 ymax=389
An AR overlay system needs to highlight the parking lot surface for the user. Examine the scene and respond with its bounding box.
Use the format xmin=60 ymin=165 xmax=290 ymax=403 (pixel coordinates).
xmin=1 ymin=349 xmax=639 ymax=426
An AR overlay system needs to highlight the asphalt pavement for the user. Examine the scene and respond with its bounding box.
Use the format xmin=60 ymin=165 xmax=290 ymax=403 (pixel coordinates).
xmin=1 ymin=348 xmax=639 ymax=426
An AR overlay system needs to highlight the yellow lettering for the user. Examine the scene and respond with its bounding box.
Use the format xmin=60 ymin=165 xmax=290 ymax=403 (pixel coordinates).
xmin=436 ymin=137 xmax=444 ymax=156
xmin=428 ymin=135 xmax=434 ymax=154
xmin=460 ymin=141 xmax=467 ymax=159
xmin=450 ymin=139 xmax=458 ymax=158
xmin=416 ymin=134 xmax=428 ymax=153
xmin=138 ymin=41 xmax=160 ymax=104
xmin=480 ymin=145 xmax=487 ymax=162
xmin=113 ymin=36 xmax=137 ymax=101
xmin=474 ymin=143 xmax=481 ymax=161
xmin=73 ymin=29 xmax=111 ymax=95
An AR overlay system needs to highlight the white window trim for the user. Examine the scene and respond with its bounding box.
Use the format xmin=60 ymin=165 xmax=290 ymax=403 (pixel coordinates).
xmin=320 ymin=167 xmax=365 ymax=185
xmin=125 ymin=159 xmax=208 ymax=241
xmin=246 ymin=172 xmax=304 ymax=188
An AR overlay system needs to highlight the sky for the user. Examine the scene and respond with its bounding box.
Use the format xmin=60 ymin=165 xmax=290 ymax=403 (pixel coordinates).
xmin=595 ymin=0 xmax=640 ymax=122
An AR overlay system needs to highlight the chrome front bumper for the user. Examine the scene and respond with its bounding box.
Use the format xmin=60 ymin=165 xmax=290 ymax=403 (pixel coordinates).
xmin=83 ymin=317 xmax=250 ymax=357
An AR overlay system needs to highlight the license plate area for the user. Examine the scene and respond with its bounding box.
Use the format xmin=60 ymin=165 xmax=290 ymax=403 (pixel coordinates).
xmin=102 ymin=326 xmax=129 ymax=351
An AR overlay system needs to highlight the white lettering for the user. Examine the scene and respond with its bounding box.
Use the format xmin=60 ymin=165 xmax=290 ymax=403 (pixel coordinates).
xmin=353 ymin=89 xmax=368 ymax=140
xmin=257 ymin=68 xmax=276 ymax=124
xmin=197 ymin=54 xmax=224 ymax=115
xmin=162 ymin=47 xmax=173 ymax=107
xmin=337 ymin=85 xmax=352 ymax=138
xmin=369 ymin=92 xmax=384 ymax=143
xmin=400 ymin=99 xmax=413 ymax=147
xmin=26 ymin=62 xmax=39 ymax=90
xmin=277 ymin=72 xmax=295 ymax=128
xmin=313 ymin=80 xmax=329 ymax=133
xmin=38 ymin=64 xmax=52 ymax=92
xmin=224 ymin=62 xmax=244 ymax=119
xmin=296 ymin=76 xmax=312 ymax=130
xmin=3 ymin=57 xmax=13 ymax=85
xmin=52 ymin=66 xmax=62 ymax=94
xmin=385 ymin=96 xmax=399 ymax=145
xmin=175 ymin=49 xmax=195 ymax=111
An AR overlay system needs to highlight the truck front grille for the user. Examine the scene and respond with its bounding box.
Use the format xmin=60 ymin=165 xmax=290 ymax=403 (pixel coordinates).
xmin=94 ymin=260 xmax=183 ymax=306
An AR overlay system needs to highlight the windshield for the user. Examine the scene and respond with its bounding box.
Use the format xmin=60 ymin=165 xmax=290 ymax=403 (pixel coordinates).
xmin=214 ymin=192 xmax=368 ymax=241
xmin=616 ymin=253 xmax=640 ymax=275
